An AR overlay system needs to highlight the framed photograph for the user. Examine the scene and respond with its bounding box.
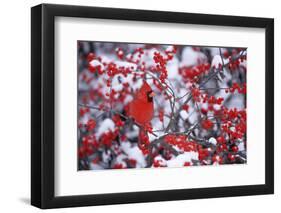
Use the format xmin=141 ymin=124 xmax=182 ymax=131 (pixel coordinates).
xmin=31 ymin=4 xmax=274 ymax=209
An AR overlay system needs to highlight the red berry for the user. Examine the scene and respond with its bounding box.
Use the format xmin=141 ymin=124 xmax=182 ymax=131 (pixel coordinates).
xmin=201 ymin=108 xmax=208 ymax=114
xmin=86 ymin=119 xmax=96 ymax=131
xmin=87 ymin=53 xmax=95 ymax=62
xmin=78 ymin=147 xmax=85 ymax=158
xmin=217 ymin=136 xmax=225 ymax=144
xmin=184 ymin=162 xmax=191 ymax=167
xmin=212 ymin=155 xmax=223 ymax=164
xmin=128 ymin=159 xmax=137 ymax=167
xmin=113 ymin=163 xmax=124 ymax=169
xmin=182 ymin=104 xmax=189 ymax=111
xmin=201 ymin=119 xmax=214 ymax=130
xmin=228 ymin=153 xmax=235 ymax=162
xmin=231 ymin=145 xmax=239 ymax=153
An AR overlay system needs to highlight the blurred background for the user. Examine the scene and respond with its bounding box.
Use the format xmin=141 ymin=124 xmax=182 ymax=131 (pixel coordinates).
xmin=77 ymin=41 xmax=247 ymax=170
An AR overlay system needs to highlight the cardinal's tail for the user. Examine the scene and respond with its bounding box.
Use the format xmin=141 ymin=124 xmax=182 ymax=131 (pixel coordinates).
xmin=138 ymin=129 xmax=150 ymax=151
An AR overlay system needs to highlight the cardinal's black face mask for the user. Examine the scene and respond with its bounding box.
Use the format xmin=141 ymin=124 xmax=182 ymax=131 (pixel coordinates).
xmin=146 ymin=90 xmax=153 ymax=102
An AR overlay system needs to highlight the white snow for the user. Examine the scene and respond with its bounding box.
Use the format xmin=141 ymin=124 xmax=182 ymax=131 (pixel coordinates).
xmin=166 ymin=152 xmax=198 ymax=167
xmin=211 ymin=55 xmax=222 ymax=69
xmin=123 ymin=94 xmax=133 ymax=105
xmin=238 ymin=140 xmax=245 ymax=151
xmin=89 ymin=163 xmax=104 ymax=170
xmin=211 ymin=55 xmax=228 ymax=69
xmin=180 ymin=110 xmax=189 ymax=120
xmin=114 ymin=153 xmax=127 ymax=165
xmin=213 ymin=104 xmax=222 ymax=111
xmin=225 ymin=94 xmax=245 ymax=110
xmin=102 ymin=150 xmax=111 ymax=163
xmin=111 ymin=74 xmax=124 ymax=92
xmin=153 ymin=155 xmax=167 ymax=167
xmin=151 ymin=152 xmax=198 ymax=167
xmin=188 ymin=110 xmax=198 ymax=124
xmin=167 ymin=57 xmax=180 ymax=80
xmin=121 ymin=142 xmax=146 ymax=167
xmin=89 ymin=59 xmax=104 ymax=70
xmin=180 ymin=47 xmax=207 ymax=67
xmin=114 ymin=61 xmax=137 ymax=71
xmin=96 ymin=118 xmax=115 ymax=138
xmin=201 ymin=103 xmax=208 ymax=111
xmin=166 ymin=45 xmax=174 ymax=52
xmin=208 ymin=137 xmax=217 ymax=145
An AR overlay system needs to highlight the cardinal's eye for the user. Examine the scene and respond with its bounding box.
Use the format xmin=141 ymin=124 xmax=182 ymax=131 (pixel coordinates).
xmin=147 ymin=91 xmax=153 ymax=102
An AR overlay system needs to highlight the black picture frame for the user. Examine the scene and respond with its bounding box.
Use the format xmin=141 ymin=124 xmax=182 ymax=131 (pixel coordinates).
xmin=31 ymin=3 xmax=274 ymax=209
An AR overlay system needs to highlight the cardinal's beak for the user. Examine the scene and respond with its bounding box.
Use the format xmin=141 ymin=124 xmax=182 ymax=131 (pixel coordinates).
xmin=149 ymin=92 xmax=156 ymax=98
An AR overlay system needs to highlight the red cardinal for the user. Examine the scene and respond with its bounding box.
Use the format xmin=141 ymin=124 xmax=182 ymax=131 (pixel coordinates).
xmin=128 ymin=81 xmax=155 ymax=149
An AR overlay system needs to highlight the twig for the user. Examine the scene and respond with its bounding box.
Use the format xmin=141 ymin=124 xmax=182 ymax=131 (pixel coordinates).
xmin=166 ymin=50 xmax=246 ymax=133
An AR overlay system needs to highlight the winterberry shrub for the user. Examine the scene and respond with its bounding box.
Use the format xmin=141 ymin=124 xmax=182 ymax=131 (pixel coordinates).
xmin=77 ymin=41 xmax=247 ymax=170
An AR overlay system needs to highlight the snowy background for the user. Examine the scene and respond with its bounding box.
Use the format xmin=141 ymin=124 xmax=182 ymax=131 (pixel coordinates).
xmin=77 ymin=41 xmax=247 ymax=170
